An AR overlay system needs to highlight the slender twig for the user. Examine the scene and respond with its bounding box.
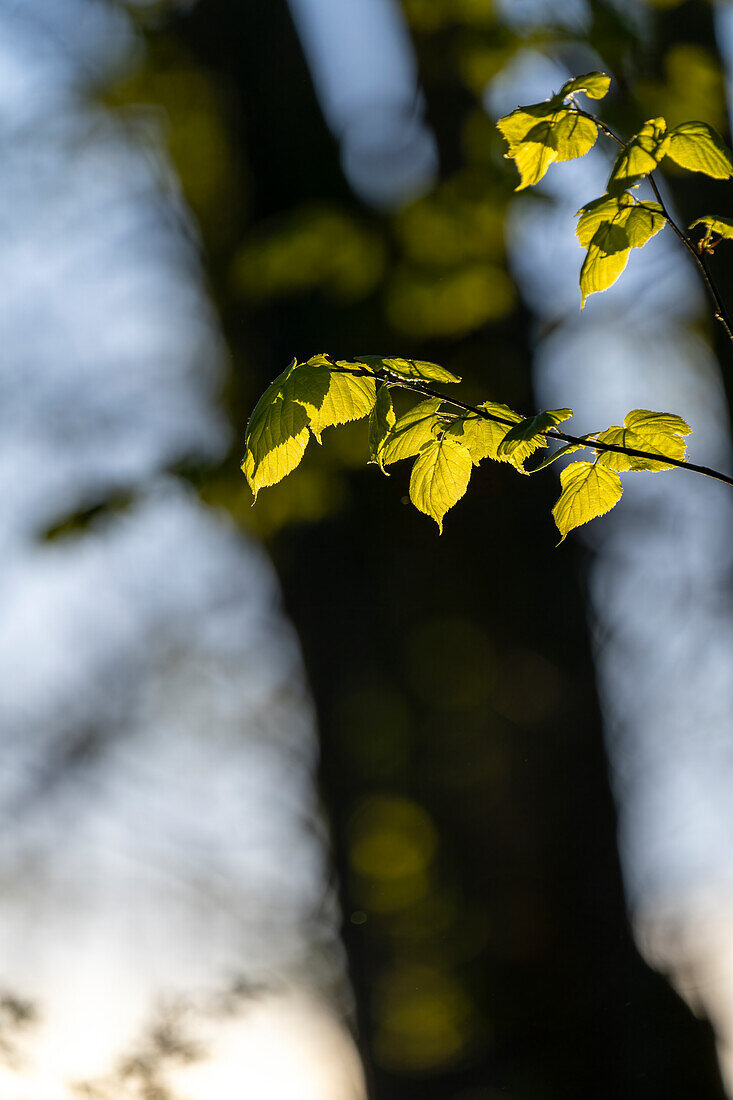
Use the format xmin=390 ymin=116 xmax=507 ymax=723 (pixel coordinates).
xmin=573 ymin=106 xmax=733 ymax=350
xmin=332 ymin=362 xmax=733 ymax=489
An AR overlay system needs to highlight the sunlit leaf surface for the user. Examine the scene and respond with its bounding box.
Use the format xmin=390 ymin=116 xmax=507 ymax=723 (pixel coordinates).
xmin=665 ymin=121 xmax=733 ymax=179
xmin=607 ymin=118 xmax=669 ymax=194
xmin=552 ymin=461 xmax=623 ymax=543
xmin=498 ymin=104 xmax=597 ymax=190
xmin=595 ymin=409 xmax=691 ymax=472
xmin=409 ymin=435 xmax=473 ymax=533
xmin=378 ymin=398 xmax=444 ymax=467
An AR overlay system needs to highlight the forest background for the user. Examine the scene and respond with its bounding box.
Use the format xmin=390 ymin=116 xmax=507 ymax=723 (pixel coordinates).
xmin=3 ymin=0 xmax=733 ymax=1098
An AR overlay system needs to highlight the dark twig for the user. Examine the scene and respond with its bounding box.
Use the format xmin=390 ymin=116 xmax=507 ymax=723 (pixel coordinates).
xmin=333 ymin=362 xmax=733 ymax=490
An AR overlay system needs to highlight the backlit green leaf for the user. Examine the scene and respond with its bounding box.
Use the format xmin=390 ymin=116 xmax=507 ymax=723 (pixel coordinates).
xmin=552 ymin=461 xmax=623 ymax=543
xmin=355 ymin=356 xmax=461 ymax=384
xmin=665 ymin=122 xmax=733 ymax=179
xmin=556 ymin=72 xmax=611 ymax=101
xmin=607 ymin=118 xmax=668 ymax=195
xmin=447 ymin=401 xmax=549 ymax=472
xmin=446 ymin=405 xmax=516 ymax=464
xmin=242 ymin=358 xmax=330 ymax=497
xmin=378 ymin=398 xmax=444 ymax=467
xmin=690 ymin=215 xmax=733 ymax=244
xmin=576 ymin=193 xmax=634 ymax=247
xmin=576 ymin=195 xmax=665 ymax=306
xmin=409 ymin=435 xmax=473 ymax=533
xmin=369 ymin=385 xmax=396 ymax=469
xmin=579 ymin=223 xmax=630 ymax=307
xmin=595 ymin=409 xmax=691 ymax=472
xmin=623 ymin=201 xmax=666 ymax=246
xmin=497 ymin=104 xmax=597 ymax=190
xmin=576 ymin=195 xmax=664 ymax=249
xmin=308 ymin=369 xmax=377 ymax=440
xmin=497 ymin=409 xmax=572 ymax=457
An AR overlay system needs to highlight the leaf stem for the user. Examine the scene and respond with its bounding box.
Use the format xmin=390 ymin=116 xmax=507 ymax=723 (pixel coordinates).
xmin=335 ymin=363 xmax=733 ymax=490
xmin=574 ymin=106 xmax=733 ymax=349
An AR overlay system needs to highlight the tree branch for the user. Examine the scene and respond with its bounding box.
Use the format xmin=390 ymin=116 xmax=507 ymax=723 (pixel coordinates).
xmin=333 ymin=362 xmax=733 ymax=489
xmin=573 ymin=106 xmax=733 ymax=350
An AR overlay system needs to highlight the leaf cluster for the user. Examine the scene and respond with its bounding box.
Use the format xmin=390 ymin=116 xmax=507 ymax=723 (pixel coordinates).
xmin=242 ymin=355 xmax=692 ymax=542
xmin=497 ymin=72 xmax=733 ymax=305
xmin=242 ymin=73 xmax=733 ymax=545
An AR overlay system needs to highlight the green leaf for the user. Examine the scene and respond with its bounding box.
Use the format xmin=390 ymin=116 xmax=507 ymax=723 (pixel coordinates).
xmin=576 ymin=195 xmax=665 ymax=306
xmin=607 ymin=118 xmax=669 ymax=195
xmin=242 ymin=359 xmax=328 ymax=497
xmin=595 ymin=409 xmax=691 ymax=472
xmin=447 ymin=401 xmax=561 ymax=472
xmin=579 ymin=222 xmax=631 ymax=307
xmin=369 ymin=385 xmax=396 ymax=470
xmin=623 ymin=201 xmax=666 ymax=247
xmin=690 ymin=215 xmax=733 ymax=244
xmin=354 ymin=355 xmax=461 ymax=384
xmin=497 ymin=409 xmax=572 ymax=457
xmin=308 ymin=369 xmax=377 ymax=440
xmin=576 ymin=194 xmax=664 ymax=248
xmin=576 ymin=193 xmax=634 ymax=247
xmin=552 ymin=461 xmax=623 ymax=543
xmin=497 ymin=104 xmax=597 ymax=190
xmin=377 ymin=398 xmax=444 ymax=467
xmin=665 ymin=122 xmax=733 ymax=179
xmin=409 ymin=435 xmax=473 ymax=533
xmin=556 ymin=72 xmax=611 ymax=101
xmin=446 ymin=406 xmax=516 ymax=465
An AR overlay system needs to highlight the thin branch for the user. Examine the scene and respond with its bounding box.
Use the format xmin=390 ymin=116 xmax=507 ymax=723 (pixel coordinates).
xmin=333 ymin=362 xmax=733 ymax=489
xmin=573 ymin=106 xmax=733 ymax=350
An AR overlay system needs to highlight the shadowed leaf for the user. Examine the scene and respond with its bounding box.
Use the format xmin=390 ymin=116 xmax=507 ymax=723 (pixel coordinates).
xmin=497 ymin=104 xmax=597 ymax=190
xmin=576 ymin=195 xmax=664 ymax=306
xmin=378 ymin=398 xmax=444 ymax=467
xmin=369 ymin=385 xmax=396 ymax=470
xmin=607 ymin=118 xmax=668 ymax=195
xmin=497 ymin=409 xmax=572 ymax=457
xmin=556 ymin=71 xmax=610 ymax=101
xmin=690 ymin=215 xmax=733 ymax=245
xmin=355 ymin=355 xmax=461 ymax=384
xmin=242 ymin=359 xmax=328 ymax=497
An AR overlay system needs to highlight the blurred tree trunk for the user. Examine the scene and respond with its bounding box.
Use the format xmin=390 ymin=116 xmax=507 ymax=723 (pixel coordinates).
xmin=174 ymin=1 xmax=728 ymax=1097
